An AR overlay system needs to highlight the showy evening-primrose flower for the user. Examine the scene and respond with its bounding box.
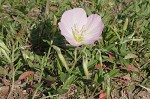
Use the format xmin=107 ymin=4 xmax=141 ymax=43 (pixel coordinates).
xmin=58 ymin=8 xmax=104 ymax=46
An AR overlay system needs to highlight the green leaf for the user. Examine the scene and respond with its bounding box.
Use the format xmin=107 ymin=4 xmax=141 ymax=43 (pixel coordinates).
xmin=124 ymin=53 xmax=138 ymax=59
xmin=53 ymin=45 xmax=69 ymax=71
xmin=0 ymin=48 xmax=11 ymax=63
xmin=57 ymin=88 xmax=68 ymax=94
xmin=87 ymin=59 xmax=97 ymax=69
xmin=108 ymin=69 xmax=119 ymax=78
xmin=135 ymin=0 xmax=140 ymax=13
xmin=84 ymin=6 xmax=92 ymax=16
xmin=0 ymin=40 xmax=10 ymax=53
xmin=62 ymin=75 xmax=77 ymax=88
xmin=60 ymin=72 xmax=69 ymax=82
xmin=94 ymin=74 xmax=103 ymax=84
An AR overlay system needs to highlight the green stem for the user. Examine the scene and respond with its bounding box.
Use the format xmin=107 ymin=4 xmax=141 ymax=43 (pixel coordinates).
xmin=70 ymin=59 xmax=77 ymax=72
xmin=38 ymin=67 xmax=44 ymax=83
xmin=99 ymin=50 xmax=103 ymax=75
xmin=11 ymin=45 xmax=15 ymax=87
xmin=7 ymin=45 xmax=15 ymax=99
xmin=39 ymin=46 xmax=52 ymax=83
xmin=110 ymin=26 xmax=121 ymax=42
xmin=83 ymin=53 xmax=89 ymax=79
xmin=32 ymin=83 xmax=43 ymax=99
xmin=82 ymin=46 xmax=89 ymax=79
xmin=96 ymin=49 xmax=103 ymax=75
xmin=70 ymin=47 xmax=83 ymax=73
xmin=83 ymin=58 xmax=89 ymax=79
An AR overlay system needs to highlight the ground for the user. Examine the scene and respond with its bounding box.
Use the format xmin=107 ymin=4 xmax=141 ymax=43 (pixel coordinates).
xmin=0 ymin=0 xmax=149 ymax=99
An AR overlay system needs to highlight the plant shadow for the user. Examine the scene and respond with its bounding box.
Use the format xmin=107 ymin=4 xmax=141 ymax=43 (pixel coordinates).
xmin=29 ymin=18 xmax=65 ymax=56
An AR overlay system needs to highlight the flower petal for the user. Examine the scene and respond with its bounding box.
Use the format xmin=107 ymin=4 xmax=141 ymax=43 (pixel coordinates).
xmin=59 ymin=8 xmax=88 ymax=46
xmin=59 ymin=22 xmax=80 ymax=46
xmin=70 ymin=8 xmax=87 ymax=29
xmin=59 ymin=23 xmax=82 ymax=46
xmin=83 ymin=14 xmax=104 ymax=44
xmin=59 ymin=8 xmax=87 ymax=33
xmin=58 ymin=22 xmax=73 ymax=38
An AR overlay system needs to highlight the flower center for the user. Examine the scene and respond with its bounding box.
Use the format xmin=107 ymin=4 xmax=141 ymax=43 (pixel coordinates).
xmin=72 ymin=24 xmax=87 ymax=42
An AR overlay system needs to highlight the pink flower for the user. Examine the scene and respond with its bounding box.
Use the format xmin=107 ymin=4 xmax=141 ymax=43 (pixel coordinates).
xmin=58 ymin=8 xmax=104 ymax=46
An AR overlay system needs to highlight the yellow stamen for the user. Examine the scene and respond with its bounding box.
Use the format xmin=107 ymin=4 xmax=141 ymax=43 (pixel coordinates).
xmin=72 ymin=24 xmax=87 ymax=42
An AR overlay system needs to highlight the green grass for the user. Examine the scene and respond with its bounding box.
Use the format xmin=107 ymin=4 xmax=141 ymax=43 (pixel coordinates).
xmin=0 ymin=0 xmax=149 ymax=98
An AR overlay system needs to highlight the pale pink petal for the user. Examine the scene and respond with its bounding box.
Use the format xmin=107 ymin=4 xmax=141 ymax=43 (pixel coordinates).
xmin=59 ymin=23 xmax=82 ymax=46
xmin=59 ymin=8 xmax=88 ymax=46
xmin=70 ymin=8 xmax=87 ymax=29
xmin=83 ymin=14 xmax=104 ymax=44
xmin=59 ymin=8 xmax=104 ymax=46
xmin=58 ymin=22 xmax=73 ymax=38
xmin=58 ymin=20 xmax=81 ymax=46
xmin=59 ymin=23 xmax=80 ymax=46
xmin=59 ymin=8 xmax=87 ymax=32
